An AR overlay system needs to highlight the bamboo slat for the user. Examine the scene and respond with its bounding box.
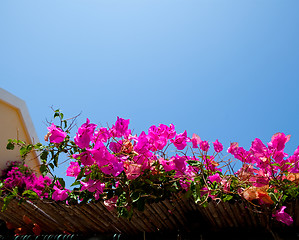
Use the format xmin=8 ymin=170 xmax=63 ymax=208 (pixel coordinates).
xmin=1 ymin=196 xmax=299 ymax=236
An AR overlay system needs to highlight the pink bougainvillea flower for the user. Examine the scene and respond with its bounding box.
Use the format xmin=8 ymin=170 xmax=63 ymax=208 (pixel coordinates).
xmin=221 ymin=178 xmax=231 ymax=193
xmin=134 ymin=131 xmax=150 ymax=154
xmin=208 ymin=173 xmax=222 ymax=183
xmin=167 ymin=124 xmax=176 ymax=139
xmin=250 ymin=138 xmax=270 ymax=159
xmin=110 ymin=117 xmax=131 ymax=138
xmin=47 ymin=123 xmax=67 ymax=144
xmin=159 ymin=158 xmax=176 ymax=172
xmin=124 ymin=162 xmax=142 ymax=180
xmin=81 ymin=179 xmax=105 ymax=200
xmin=93 ymin=127 xmax=110 ymax=143
xmin=102 ymin=155 xmax=124 ymax=177
xmin=268 ymin=132 xmax=291 ymax=153
xmin=66 ymin=162 xmax=81 ymax=178
xmin=200 ymin=140 xmax=210 ymax=152
xmin=204 ymin=156 xmax=222 ymax=172
xmin=74 ymin=118 xmax=97 ymax=149
xmin=172 ymin=155 xmax=187 ymax=173
xmin=109 ymin=141 xmax=122 ymax=153
xmin=91 ymin=142 xmax=124 ymax=176
xmin=147 ymin=124 xmax=175 ymax=150
xmin=104 ymin=196 xmax=118 ymax=211
xmin=148 ymin=124 xmax=165 ymax=139
xmin=171 ymin=130 xmax=190 ymax=150
xmin=227 ymin=142 xmax=239 ymax=155
xmin=73 ymin=151 xmax=94 ymax=166
xmin=228 ymin=142 xmax=253 ymax=163
xmin=132 ymin=154 xmax=152 ymax=171
xmin=191 ymin=134 xmax=201 ymax=148
xmin=52 ymin=186 xmax=69 ymax=201
xmin=213 ymin=139 xmax=223 ymax=153
xmin=272 ymin=206 xmax=293 ymax=226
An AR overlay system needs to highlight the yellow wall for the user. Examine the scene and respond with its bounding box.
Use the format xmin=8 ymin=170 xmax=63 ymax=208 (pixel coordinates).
xmin=0 ymin=100 xmax=40 ymax=174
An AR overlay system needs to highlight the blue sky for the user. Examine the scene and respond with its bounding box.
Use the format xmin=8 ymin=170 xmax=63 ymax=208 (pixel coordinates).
xmin=1 ymin=1 xmax=299 ymax=182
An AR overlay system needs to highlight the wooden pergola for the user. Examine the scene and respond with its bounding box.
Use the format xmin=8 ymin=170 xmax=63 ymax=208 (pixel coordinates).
xmin=0 ymin=195 xmax=298 ymax=239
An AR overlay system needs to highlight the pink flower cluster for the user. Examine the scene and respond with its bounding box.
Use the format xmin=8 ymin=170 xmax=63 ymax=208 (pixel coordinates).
xmin=2 ymin=163 xmax=52 ymax=199
xmin=43 ymin=117 xmax=299 ymax=225
xmin=64 ymin=117 xmax=225 ymax=194
xmin=227 ymin=132 xmax=298 ymax=225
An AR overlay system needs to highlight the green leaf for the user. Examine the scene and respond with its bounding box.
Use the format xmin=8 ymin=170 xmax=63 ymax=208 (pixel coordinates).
xmin=76 ymin=168 xmax=85 ymax=180
xmin=20 ymin=146 xmax=28 ymax=157
xmin=70 ymin=181 xmax=81 ymax=187
xmin=22 ymin=190 xmax=38 ymax=199
xmin=2 ymin=195 xmax=14 ymax=211
xmin=40 ymin=164 xmax=48 ymax=176
xmin=131 ymin=192 xmax=140 ymax=203
xmin=17 ymin=140 xmax=25 ymax=145
xmin=34 ymin=143 xmax=43 ymax=149
xmin=48 ymin=163 xmax=54 ymax=170
xmin=187 ymin=160 xmax=201 ymax=167
xmin=40 ymin=150 xmax=49 ymax=161
xmin=118 ymin=207 xmax=129 ymax=218
xmin=53 ymin=154 xmax=59 ymax=167
xmin=58 ymin=178 xmax=65 ymax=188
xmin=6 ymin=142 xmax=15 ymax=150
xmin=222 ymin=195 xmax=233 ymax=202
xmin=63 ymin=120 xmax=67 ymax=129
xmin=271 ymin=163 xmax=281 ymax=167
xmin=26 ymin=144 xmax=33 ymax=153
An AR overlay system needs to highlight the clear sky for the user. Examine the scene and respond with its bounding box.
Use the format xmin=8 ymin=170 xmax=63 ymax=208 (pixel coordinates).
xmin=1 ymin=1 xmax=299 ymax=183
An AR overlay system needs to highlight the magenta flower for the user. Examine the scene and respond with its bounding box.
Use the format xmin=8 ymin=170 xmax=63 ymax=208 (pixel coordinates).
xmin=74 ymin=118 xmax=97 ymax=149
xmin=213 ymin=139 xmax=223 ymax=152
xmin=250 ymin=138 xmax=270 ymax=159
xmin=92 ymin=143 xmax=124 ymax=176
xmin=66 ymin=162 xmax=81 ymax=178
xmin=93 ymin=127 xmax=110 ymax=143
xmin=73 ymin=151 xmax=94 ymax=166
xmin=272 ymin=206 xmax=293 ymax=226
xmin=52 ymin=186 xmax=69 ymax=201
xmin=81 ymin=179 xmax=104 ymax=192
xmin=159 ymin=158 xmax=176 ymax=172
xmin=172 ymin=155 xmax=187 ymax=173
xmin=134 ymin=131 xmax=150 ymax=154
xmin=204 ymin=156 xmax=222 ymax=172
xmin=109 ymin=141 xmax=122 ymax=153
xmin=268 ymin=132 xmax=291 ymax=152
xmin=47 ymin=123 xmax=67 ymax=144
xmin=104 ymin=196 xmax=118 ymax=211
xmin=200 ymin=140 xmax=210 ymax=152
xmin=81 ymin=179 xmax=105 ymax=200
xmin=110 ymin=117 xmax=131 ymax=138
xmin=227 ymin=142 xmax=239 ymax=155
xmin=148 ymin=123 xmax=176 ymax=141
xmin=167 ymin=124 xmax=176 ymax=139
xmin=208 ymin=173 xmax=222 ymax=183
xmin=125 ymin=163 xmax=142 ymax=180
xmin=191 ymin=134 xmax=201 ymax=148
xmin=171 ymin=131 xmax=190 ymax=150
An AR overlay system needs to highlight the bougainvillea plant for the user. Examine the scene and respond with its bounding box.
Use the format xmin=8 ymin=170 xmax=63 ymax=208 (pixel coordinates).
xmin=1 ymin=110 xmax=299 ymax=228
